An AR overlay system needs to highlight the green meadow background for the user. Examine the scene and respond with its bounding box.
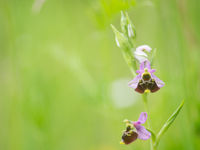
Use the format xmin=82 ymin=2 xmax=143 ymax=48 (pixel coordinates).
xmin=0 ymin=0 xmax=200 ymax=150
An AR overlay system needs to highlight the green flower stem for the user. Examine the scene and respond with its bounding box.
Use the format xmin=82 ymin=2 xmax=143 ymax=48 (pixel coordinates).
xmin=121 ymin=49 xmax=137 ymax=76
xmin=142 ymin=93 xmax=157 ymax=150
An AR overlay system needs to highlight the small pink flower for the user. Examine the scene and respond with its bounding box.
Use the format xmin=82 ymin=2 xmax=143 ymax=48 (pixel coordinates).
xmin=121 ymin=112 xmax=151 ymax=145
xmin=128 ymin=60 xmax=165 ymax=93
xmin=134 ymin=45 xmax=152 ymax=63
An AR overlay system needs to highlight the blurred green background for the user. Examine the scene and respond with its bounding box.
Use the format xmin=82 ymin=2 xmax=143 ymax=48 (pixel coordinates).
xmin=0 ymin=0 xmax=200 ymax=150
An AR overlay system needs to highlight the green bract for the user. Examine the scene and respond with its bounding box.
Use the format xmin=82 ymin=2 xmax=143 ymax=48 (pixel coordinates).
xmin=111 ymin=24 xmax=137 ymax=76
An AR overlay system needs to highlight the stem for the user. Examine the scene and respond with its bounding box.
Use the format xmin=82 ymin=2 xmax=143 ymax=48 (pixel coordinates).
xmin=142 ymin=93 xmax=157 ymax=150
xmin=142 ymin=93 xmax=150 ymax=128
xmin=121 ymin=49 xmax=137 ymax=76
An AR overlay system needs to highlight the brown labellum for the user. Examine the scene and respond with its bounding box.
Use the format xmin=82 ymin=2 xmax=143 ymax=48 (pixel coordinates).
xmin=135 ymin=76 xmax=160 ymax=93
xmin=121 ymin=130 xmax=138 ymax=145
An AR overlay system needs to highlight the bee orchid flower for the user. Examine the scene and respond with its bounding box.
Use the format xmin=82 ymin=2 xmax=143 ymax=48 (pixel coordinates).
xmin=120 ymin=112 xmax=151 ymax=145
xmin=128 ymin=60 xmax=165 ymax=93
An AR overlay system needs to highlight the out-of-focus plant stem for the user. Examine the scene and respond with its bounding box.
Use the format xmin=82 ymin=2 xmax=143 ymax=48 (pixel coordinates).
xmin=142 ymin=93 xmax=157 ymax=150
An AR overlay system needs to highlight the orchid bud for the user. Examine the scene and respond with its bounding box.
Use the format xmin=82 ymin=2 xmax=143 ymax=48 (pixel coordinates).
xmin=120 ymin=11 xmax=128 ymax=36
xmin=120 ymin=11 xmax=136 ymax=40
xmin=134 ymin=45 xmax=152 ymax=63
xmin=125 ymin=12 xmax=136 ymax=39
xmin=111 ymin=24 xmax=130 ymax=49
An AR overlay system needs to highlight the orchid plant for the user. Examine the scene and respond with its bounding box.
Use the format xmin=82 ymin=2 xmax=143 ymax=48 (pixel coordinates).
xmin=111 ymin=11 xmax=184 ymax=150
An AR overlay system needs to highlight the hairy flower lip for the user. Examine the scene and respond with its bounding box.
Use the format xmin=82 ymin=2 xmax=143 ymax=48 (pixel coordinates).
xmin=121 ymin=130 xmax=138 ymax=145
xmin=142 ymin=72 xmax=151 ymax=81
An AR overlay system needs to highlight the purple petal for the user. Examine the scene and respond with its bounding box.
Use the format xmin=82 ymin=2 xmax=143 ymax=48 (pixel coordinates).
xmin=139 ymin=61 xmax=145 ymax=70
xmin=128 ymin=74 xmax=142 ymax=89
xmin=138 ymin=112 xmax=147 ymax=124
xmin=135 ymin=125 xmax=151 ymax=140
xmin=150 ymin=69 xmax=156 ymax=73
xmin=136 ymin=70 xmax=140 ymax=74
xmin=144 ymin=60 xmax=151 ymax=70
xmin=151 ymin=74 xmax=165 ymax=88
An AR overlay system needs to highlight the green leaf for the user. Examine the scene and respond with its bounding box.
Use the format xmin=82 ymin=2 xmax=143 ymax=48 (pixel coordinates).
xmin=147 ymin=129 xmax=156 ymax=143
xmin=155 ymin=100 xmax=184 ymax=147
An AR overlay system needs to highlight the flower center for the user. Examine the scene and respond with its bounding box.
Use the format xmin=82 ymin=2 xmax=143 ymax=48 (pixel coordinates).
xmin=142 ymin=69 xmax=151 ymax=81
